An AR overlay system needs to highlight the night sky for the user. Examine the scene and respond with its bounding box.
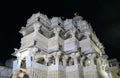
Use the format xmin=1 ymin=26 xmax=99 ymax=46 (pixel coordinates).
xmin=0 ymin=0 xmax=120 ymax=64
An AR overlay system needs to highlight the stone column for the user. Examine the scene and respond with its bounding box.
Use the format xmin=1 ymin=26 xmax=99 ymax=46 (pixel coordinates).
xmin=62 ymin=55 xmax=68 ymax=66
xmin=55 ymin=56 xmax=59 ymax=65
xmin=43 ymin=55 xmax=49 ymax=66
xmin=16 ymin=52 xmax=22 ymax=69
xmin=17 ymin=58 xmax=22 ymax=69
xmin=53 ymin=51 xmax=61 ymax=65
xmin=47 ymin=54 xmax=54 ymax=65
xmin=81 ymin=56 xmax=85 ymax=66
xmin=71 ymin=53 xmax=78 ymax=65
xmin=87 ymin=53 xmax=95 ymax=65
xmin=76 ymin=52 xmax=80 ymax=64
xmin=29 ymin=47 xmax=39 ymax=62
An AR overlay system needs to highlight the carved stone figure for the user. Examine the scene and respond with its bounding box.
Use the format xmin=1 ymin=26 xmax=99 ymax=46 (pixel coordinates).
xmin=96 ymin=56 xmax=110 ymax=78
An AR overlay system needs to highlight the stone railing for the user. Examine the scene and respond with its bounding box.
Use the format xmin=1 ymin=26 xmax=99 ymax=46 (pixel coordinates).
xmin=66 ymin=65 xmax=80 ymax=78
xmin=32 ymin=62 xmax=48 ymax=71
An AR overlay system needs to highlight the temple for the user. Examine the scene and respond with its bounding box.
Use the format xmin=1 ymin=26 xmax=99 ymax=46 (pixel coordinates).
xmin=11 ymin=12 xmax=113 ymax=78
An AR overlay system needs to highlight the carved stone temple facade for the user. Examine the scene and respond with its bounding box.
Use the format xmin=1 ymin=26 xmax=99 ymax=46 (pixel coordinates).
xmin=12 ymin=12 xmax=113 ymax=78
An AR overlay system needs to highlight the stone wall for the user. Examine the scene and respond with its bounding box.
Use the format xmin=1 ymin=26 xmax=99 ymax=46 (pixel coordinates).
xmin=27 ymin=62 xmax=48 ymax=78
xmin=48 ymin=65 xmax=66 ymax=78
xmin=66 ymin=65 xmax=83 ymax=78
xmin=0 ymin=66 xmax=12 ymax=78
xmin=83 ymin=65 xmax=98 ymax=78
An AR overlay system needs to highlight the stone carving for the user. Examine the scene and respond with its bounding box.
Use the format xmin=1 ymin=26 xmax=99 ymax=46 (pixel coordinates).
xmin=64 ymin=19 xmax=74 ymax=30
xmin=27 ymin=12 xmax=51 ymax=28
xmin=27 ymin=12 xmax=40 ymax=26
xmin=39 ymin=13 xmax=51 ymax=28
xmin=72 ymin=13 xmax=83 ymax=26
xmin=53 ymin=26 xmax=61 ymax=36
xmin=77 ymin=21 xmax=89 ymax=32
xmin=72 ymin=13 xmax=90 ymax=32
xmin=83 ymin=57 xmax=91 ymax=66
xmin=12 ymin=12 xmax=113 ymax=78
xmin=96 ymin=56 xmax=110 ymax=78
xmin=51 ymin=17 xmax=63 ymax=28
xmin=33 ymin=22 xmax=41 ymax=32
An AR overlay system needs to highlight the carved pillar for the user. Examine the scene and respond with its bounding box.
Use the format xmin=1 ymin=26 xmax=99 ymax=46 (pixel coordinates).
xmin=84 ymin=58 xmax=91 ymax=66
xmin=16 ymin=52 xmax=22 ymax=69
xmin=81 ymin=55 xmax=85 ymax=66
xmin=71 ymin=53 xmax=78 ymax=65
xmin=43 ymin=55 xmax=49 ymax=66
xmin=29 ymin=47 xmax=39 ymax=62
xmin=55 ymin=56 xmax=59 ymax=65
xmin=87 ymin=53 xmax=95 ymax=65
xmin=76 ymin=52 xmax=80 ymax=64
xmin=53 ymin=51 xmax=61 ymax=65
xmin=62 ymin=55 xmax=68 ymax=66
xmin=17 ymin=58 xmax=22 ymax=69
xmin=47 ymin=54 xmax=54 ymax=65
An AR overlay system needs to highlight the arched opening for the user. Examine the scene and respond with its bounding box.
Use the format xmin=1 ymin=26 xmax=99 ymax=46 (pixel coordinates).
xmin=36 ymin=57 xmax=45 ymax=64
xmin=20 ymin=59 xmax=26 ymax=68
xmin=66 ymin=57 xmax=74 ymax=66
xmin=79 ymin=34 xmax=87 ymax=41
xmin=83 ymin=57 xmax=90 ymax=67
xmin=48 ymin=55 xmax=55 ymax=66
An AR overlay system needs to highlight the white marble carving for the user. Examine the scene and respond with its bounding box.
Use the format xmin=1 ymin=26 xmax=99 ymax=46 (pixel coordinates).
xmin=11 ymin=12 xmax=113 ymax=78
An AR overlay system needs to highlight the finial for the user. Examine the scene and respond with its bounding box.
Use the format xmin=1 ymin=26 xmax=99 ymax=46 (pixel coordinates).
xmin=74 ymin=12 xmax=79 ymax=16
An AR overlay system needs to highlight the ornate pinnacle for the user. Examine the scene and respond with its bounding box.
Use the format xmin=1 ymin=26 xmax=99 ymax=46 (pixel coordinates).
xmin=74 ymin=12 xmax=79 ymax=16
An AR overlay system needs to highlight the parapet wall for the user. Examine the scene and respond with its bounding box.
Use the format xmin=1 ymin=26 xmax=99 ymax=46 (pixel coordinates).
xmin=26 ymin=62 xmax=85 ymax=78
xmin=0 ymin=66 xmax=12 ymax=78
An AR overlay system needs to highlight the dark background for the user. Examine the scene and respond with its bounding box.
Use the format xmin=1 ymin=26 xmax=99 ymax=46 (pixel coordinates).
xmin=0 ymin=0 xmax=120 ymax=64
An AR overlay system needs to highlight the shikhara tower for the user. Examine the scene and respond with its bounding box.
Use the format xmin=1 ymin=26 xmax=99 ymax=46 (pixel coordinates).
xmin=12 ymin=12 xmax=113 ymax=78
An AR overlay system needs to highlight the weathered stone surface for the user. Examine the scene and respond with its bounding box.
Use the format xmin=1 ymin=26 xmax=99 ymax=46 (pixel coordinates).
xmin=11 ymin=12 xmax=113 ymax=78
xmin=0 ymin=66 xmax=12 ymax=78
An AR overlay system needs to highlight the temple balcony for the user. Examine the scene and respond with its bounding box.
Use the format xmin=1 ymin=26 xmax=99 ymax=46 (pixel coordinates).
xmin=63 ymin=37 xmax=79 ymax=53
xmin=59 ymin=33 xmax=79 ymax=54
xmin=79 ymin=36 xmax=103 ymax=55
xmin=79 ymin=38 xmax=94 ymax=54
xmin=20 ymin=26 xmax=59 ymax=52
xmin=34 ymin=31 xmax=59 ymax=53
xmin=20 ymin=32 xmax=36 ymax=49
